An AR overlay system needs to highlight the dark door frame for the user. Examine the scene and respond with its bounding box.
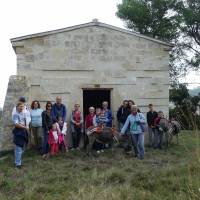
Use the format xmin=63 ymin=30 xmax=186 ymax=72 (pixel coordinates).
xmin=82 ymin=88 xmax=113 ymax=117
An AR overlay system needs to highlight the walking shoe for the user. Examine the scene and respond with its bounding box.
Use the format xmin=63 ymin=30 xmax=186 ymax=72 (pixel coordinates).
xmin=15 ymin=165 xmax=22 ymax=169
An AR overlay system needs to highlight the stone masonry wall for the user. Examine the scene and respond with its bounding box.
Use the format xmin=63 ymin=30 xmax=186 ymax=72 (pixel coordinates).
xmin=0 ymin=76 xmax=30 ymax=151
xmin=12 ymin=25 xmax=170 ymax=116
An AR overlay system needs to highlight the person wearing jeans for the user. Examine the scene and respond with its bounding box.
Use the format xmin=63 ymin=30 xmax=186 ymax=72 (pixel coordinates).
xmin=121 ymin=105 xmax=146 ymax=159
xmin=12 ymin=102 xmax=29 ymax=168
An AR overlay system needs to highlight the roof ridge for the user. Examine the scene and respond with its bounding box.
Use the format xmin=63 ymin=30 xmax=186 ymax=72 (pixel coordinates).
xmin=10 ymin=20 xmax=174 ymax=47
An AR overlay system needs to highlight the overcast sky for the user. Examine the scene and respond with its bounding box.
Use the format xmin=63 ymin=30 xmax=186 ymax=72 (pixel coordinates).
xmin=0 ymin=0 xmax=198 ymax=107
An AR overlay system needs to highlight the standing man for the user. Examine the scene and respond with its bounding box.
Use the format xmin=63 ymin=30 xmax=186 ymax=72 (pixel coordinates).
xmin=102 ymin=101 xmax=112 ymax=127
xmin=117 ymin=100 xmax=130 ymax=131
xmin=147 ymin=104 xmax=158 ymax=147
xmin=51 ymin=96 xmax=67 ymax=122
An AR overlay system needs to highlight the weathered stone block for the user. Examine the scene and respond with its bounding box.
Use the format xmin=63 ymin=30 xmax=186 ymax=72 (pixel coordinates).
xmin=1 ymin=76 xmax=30 ymax=151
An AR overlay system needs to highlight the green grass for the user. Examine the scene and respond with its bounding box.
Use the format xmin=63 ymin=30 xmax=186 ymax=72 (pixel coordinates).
xmin=0 ymin=131 xmax=200 ymax=200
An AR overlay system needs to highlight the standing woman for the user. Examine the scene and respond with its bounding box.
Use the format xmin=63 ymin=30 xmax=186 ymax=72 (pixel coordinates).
xmin=42 ymin=101 xmax=53 ymax=159
xmin=121 ymin=105 xmax=146 ymax=159
xmin=12 ymin=102 xmax=29 ymax=168
xmin=70 ymin=103 xmax=83 ymax=149
xmin=30 ymin=100 xmax=43 ymax=152
xmin=84 ymin=107 xmax=95 ymax=147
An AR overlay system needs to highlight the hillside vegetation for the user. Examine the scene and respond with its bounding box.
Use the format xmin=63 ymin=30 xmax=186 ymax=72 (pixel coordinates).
xmin=0 ymin=131 xmax=200 ymax=200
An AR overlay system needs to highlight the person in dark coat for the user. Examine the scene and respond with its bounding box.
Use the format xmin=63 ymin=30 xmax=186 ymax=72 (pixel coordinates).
xmin=42 ymin=101 xmax=53 ymax=159
xmin=51 ymin=96 xmax=67 ymax=122
xmin=117 ymin=100 xmax=130 ymax=131
xmin=147 ymin=104 xmax=158 ymax=147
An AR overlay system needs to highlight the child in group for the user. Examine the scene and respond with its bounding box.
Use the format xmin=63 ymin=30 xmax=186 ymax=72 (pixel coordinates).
xmin=93 ymin=108 xmax=107 ymax=127
xmin=48 ymin=122 xmax=59 ymax=155
xmin=93 ymin=108 xmax=101 ymax=126
xmin=93 ymin=108 xmax=106 ymax=153
xmin=57 ymin=117 xmax=68 ymax=152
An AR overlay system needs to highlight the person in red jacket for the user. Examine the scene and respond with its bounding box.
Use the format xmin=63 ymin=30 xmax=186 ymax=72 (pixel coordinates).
xmin=84 ymin=107 xmax=95 ymax=147
xmin=48 ymin=122 xmax=59 ymax=155
xmin=85 ymin=107 xmax=95 ymax=129
xmin=70 ymin=103 xmax=83 ymax=149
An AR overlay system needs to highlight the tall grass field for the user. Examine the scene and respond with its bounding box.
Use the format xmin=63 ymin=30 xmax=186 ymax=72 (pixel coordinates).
xmin=0 ymin=131 xmax=200 ymax=200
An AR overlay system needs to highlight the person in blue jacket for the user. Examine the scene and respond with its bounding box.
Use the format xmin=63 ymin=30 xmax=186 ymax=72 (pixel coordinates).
xmin=121 ymin=105 xmax=146 ymax=159
xmin=102 ymin=101 xmax=112 ymax=127
xmin=51 ymin=96 xmax=67 ymax=122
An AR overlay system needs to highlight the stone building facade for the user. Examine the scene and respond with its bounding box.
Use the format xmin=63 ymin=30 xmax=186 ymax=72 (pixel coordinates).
xmin=0 ymin=20 xmax=172 ymax=151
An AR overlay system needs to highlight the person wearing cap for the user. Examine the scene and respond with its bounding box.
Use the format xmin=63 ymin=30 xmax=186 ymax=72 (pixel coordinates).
xmin=121 ymin=105 xmax=146 ymax=159
xmin=51 ymin=96 xmax=67 ymax=122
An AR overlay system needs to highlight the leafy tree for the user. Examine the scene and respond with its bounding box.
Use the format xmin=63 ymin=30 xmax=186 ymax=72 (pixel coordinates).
xmin=116 ymin=0 xmax=200 ymax=84
xmin=169 ymin=84 xmax=200 ymax=129
xmin=116 ymin=0 xmax=181 ymax=41
xmin=169 ymin=84 xmax=190 ymax=105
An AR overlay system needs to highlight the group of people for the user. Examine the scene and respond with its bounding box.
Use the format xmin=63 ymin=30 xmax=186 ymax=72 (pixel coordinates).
xmin=12 ymin=96 xmax=114 ymax=168
xmin=116 ymin=100 xmax=167 ymax=159
xmin=11 ymin=96 xmax=167 ymax=168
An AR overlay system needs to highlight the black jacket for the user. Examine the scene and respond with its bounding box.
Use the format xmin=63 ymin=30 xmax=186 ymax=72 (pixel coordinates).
xmin=147 ymin=111 xmax=158 ymax=126
xmin=117 ymin=106 xmax=130 ymax=124
xmin=42 ymin=110 xmax=53 ymax=131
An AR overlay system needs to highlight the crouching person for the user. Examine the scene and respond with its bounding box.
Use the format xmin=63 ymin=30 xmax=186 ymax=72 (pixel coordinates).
xmin=12 ymin=102 xmax=29 ymax=169
xmin=121 ymin=105 xmax=146 ymax=160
